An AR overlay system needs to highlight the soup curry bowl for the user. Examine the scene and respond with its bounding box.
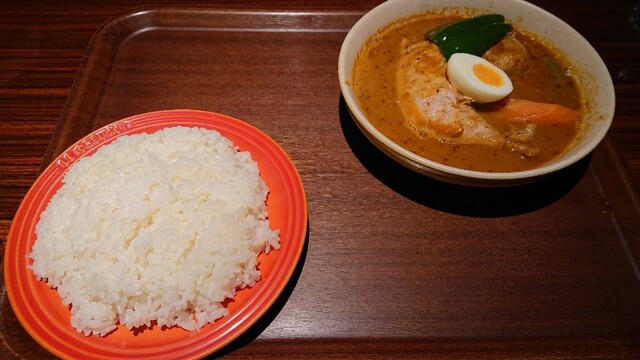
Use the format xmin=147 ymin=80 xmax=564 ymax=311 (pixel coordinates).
xmin=338 ymin=0 xmax=614 ymax=186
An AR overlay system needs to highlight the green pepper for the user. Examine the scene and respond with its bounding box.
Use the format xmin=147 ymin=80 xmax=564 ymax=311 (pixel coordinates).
xmin=437 ymin=22 xmax=514 ymax=60
xmin=425 ymin=14 xmax=505 ymax=46
xmin=547 ymin=60 xmax=574 ymax=88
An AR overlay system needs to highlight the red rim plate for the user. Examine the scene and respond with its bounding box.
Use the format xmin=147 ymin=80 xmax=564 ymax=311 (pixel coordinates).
xmin=4 ymin=110 xmax=308 ymax=359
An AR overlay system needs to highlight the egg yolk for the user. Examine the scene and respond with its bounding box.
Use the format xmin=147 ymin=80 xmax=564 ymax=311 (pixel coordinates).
xmin=473 ymin=63 xmax=503 ymax=87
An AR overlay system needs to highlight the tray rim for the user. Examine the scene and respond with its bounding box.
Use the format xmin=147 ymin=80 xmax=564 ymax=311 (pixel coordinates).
xmin=4 ymin=4 xmax=640 ymax=358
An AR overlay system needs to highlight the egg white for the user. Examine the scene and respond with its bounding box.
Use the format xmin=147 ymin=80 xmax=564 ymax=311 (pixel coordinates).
xmin=446 ymin=53 xmax=513 ymax=103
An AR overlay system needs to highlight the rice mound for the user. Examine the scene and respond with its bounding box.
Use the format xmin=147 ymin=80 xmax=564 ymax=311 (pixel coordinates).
xmin=29 ymin=126 xmax=280 ymax=336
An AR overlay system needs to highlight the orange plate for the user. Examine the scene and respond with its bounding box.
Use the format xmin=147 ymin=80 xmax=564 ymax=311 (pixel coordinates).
xmin=4 ymin=110 xmax=308 ymax=359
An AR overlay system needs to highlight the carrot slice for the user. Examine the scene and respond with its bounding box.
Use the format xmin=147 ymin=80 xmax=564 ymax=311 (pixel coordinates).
xmin=479 ymin=98 xmax=580 ymax=125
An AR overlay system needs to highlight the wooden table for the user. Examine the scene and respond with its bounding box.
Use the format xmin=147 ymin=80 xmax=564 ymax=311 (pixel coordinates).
xmin=2 ymin=1 xmax=640 ymax=358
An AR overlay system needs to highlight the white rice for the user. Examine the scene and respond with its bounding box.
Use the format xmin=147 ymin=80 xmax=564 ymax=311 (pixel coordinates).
xmin=29 ymin=126 xmax=280 ymax=336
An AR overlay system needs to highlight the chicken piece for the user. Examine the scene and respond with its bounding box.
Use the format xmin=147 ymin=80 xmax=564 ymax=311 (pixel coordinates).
xmin=505 ymin=123 xmax=540 ymax=157
xmin=483 ymin=34 xmax=531 ymax=77
xmin=396 ymin=41 xmax=539 ymax=157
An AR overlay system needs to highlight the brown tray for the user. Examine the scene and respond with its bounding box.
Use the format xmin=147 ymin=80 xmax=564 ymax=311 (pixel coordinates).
xmin=3 ymin=7 xmax=640 ymax=359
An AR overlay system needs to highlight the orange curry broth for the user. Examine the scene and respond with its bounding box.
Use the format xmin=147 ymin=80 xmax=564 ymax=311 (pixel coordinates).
xmin=352 ymin=13 xmax=583 ymax=173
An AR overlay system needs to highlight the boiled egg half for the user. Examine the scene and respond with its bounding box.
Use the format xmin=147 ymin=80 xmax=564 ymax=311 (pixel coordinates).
xmin=446 ymin=53 xmax=513 ymax=103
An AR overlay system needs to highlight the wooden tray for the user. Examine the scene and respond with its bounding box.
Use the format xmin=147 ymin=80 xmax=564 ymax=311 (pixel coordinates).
xmin=3 ymin=8 xmax=640 ymax=359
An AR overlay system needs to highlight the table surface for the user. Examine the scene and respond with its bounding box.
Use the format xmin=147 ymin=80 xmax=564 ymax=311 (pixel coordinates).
xmin=1 ymin=0 xmax=640 ymax=359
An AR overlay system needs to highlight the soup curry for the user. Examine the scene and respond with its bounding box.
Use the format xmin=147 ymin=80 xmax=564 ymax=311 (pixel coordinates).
xmin=352 ymin=12 xmax=583 ymax=172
